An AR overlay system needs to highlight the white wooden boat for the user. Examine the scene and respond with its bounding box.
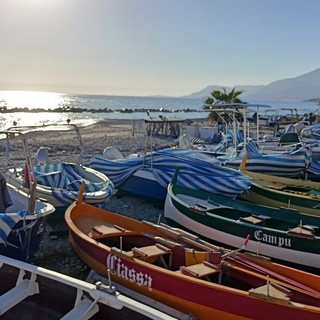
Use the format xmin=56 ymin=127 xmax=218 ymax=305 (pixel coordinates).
xmin=2 ymin=124 xmax=114 ymax=211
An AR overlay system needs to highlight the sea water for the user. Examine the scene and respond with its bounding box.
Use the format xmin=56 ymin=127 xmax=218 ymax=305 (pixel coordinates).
xmin=0 ymin=91 xmax=318 ymax=130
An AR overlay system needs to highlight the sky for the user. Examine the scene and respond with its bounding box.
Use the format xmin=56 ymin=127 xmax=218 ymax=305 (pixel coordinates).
xmin=0 ymin=0 xmax=319 ymax=97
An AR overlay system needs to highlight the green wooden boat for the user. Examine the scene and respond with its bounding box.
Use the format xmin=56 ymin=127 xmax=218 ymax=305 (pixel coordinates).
xmin=164 ymin=170 xmax=320 ymax=273
xmin=240 ymin=169 xmax=320 ymax=217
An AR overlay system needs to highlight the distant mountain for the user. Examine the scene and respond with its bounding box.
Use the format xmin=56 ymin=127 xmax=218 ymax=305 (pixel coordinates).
xmin=183 ymin=84 xmax=264 ymax=100
xmin=184 ymin=69 xmax=320 ymax=101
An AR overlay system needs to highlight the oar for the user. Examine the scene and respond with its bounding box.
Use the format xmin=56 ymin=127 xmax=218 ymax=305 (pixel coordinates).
xmin=143 ymin=220 xmax=230 ymax=254
xmin=226 ymin=260 xmax=320 ymax=300
xmin=228 ymin=254 xmax=320 ymax=297
xmin=164 ymin=225 xmax=226 ymax=252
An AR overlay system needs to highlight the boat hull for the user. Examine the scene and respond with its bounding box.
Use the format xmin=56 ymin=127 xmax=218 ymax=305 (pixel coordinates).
xmin=118 ymin=169 xmax=167 ymax=200
xmin=240 ymin=170 xmax=320 ymax=217
xmin=164 ymin=191 xmax=320 ymax=273
xmin=242 ymin=183 xmax=320 ymax=217
xmin=6 ymin=163 xmax=113 ymax=209
xmin=65 ymin=200 xmax=320 ymax=320
xmin=0 ymin=183 xmax=55 ymax=261
xmin=0 ymin=215 xmax=49 ymax=261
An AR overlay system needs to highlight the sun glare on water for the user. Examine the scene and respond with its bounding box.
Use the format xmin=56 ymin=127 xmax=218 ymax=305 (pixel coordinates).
xmin=0 ymin=91 xmax=64 ymax=110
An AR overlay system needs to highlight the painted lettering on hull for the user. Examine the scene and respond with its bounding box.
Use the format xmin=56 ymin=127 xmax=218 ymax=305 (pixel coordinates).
xmin=106 ymin=254 xmax=153 ymax=291
xmin=254 ymin=230 xmax=292 ymax=247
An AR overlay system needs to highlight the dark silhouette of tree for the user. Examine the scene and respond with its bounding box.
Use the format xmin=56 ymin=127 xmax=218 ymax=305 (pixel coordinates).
xmin=203 ymin=87 xmax=245 ymax=123
xmin=204 ymin=87 xmax=244 ymax=107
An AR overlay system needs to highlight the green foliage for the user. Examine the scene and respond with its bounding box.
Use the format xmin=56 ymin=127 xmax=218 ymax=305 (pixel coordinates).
xmin=203 ymin=87 xmax=244 ymax=107
xmin=203 ymin=87 xmax=245 ymax=122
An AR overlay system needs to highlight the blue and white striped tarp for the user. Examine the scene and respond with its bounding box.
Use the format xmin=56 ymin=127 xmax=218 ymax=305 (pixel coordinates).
xmin=34 ymin=162 xmax=114 ymax=207
xmin=221 ymin=141 xmax=310 ymax=178
xmin=90 ymin=148 xmax=252 ymax=197
xmin=200 ymin=129 xmax=244 ymax=154
xmin=90 ymin=157 xmax=144 ymax=187
xmin=0 ymin=210 xmax=25 ymax=244
xmin=35 ymin=162 xmax=113 ymax=192
xmin=301 ymin=123 xmax=320 ymax=140
xmin=307 ymin=159 xmax=320 ymax=181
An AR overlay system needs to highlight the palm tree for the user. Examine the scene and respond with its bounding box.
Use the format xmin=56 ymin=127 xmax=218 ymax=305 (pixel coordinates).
xmin=204 ymin=87 xmax=244 ymax=107
xmin=203 ymin=87 xmax=245 ymax=123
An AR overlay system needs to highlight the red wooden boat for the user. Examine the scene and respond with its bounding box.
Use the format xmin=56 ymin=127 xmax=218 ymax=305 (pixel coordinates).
xmin=65 ymin=183 xmax=320 ymax=320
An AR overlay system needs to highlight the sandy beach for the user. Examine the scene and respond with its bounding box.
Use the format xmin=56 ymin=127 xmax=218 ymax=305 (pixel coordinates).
xmin=1 ymin=119 xmax=178 ymax=170
xmin=1 ymin=119 xmax=179 ymax=278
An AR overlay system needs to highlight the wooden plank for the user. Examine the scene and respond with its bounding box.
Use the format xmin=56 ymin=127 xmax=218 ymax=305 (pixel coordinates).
xmin=287 ymin=226 xmax=315 ymax=239
xmin=239 ymin=216 xmax=264 ymax=224
xmin=268 ymin=183 xmax=287 ymax=190
xmin=249 ymin=283 xmax=291 ymax=302
xmin=179 ymin=263 xmax=219 ymax=279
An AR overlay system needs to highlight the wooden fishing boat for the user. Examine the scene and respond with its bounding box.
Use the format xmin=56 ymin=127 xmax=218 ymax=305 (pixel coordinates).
xmin=164 ymin=170 xmax=320 ymax=272
xmin=3 ymin=124 xmax=114 ymax=211
xmin=239 ymin=158 xmax=320 ymax=217
xmin=65 ymin=183 xmax=320 ymax=320
xmin=0 ymin=255 xmax=177 ymax=320
xmin=0 ymin=181 xmax=55 ymax=261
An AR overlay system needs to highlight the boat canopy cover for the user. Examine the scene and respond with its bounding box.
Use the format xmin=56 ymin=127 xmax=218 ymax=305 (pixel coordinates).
xmin=91 ymin=148 xmax=252 ymax=197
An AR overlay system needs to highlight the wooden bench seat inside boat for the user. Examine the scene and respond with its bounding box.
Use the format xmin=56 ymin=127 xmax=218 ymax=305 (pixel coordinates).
xmin=177 ymin=261 xmax=220 ymax=280
xmin=239 ymin=214 xmax=271 ymax=225
xmin=249 ymin=282 xmax=292 ymax=303
xmin=75 ymin=216 xmax=134 ymax=238
xmin=141 ymin=224 xmax=224 ymax=269
xmin=287 ymin=225 xmax=316 ymax=239
xmin=268 ymin=183 xmax=287 ymax=190
xmin=132 ymin=244 xmax=172 ymax=268
xmin=142 ymin=234 xmax=188 ymax=269
xmin=89 ymin=224 xmax=129 ymax=239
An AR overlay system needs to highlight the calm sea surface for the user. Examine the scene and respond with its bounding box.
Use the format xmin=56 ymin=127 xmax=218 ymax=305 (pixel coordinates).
xmin=0 ymin=90 xmax=318 ymax=130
